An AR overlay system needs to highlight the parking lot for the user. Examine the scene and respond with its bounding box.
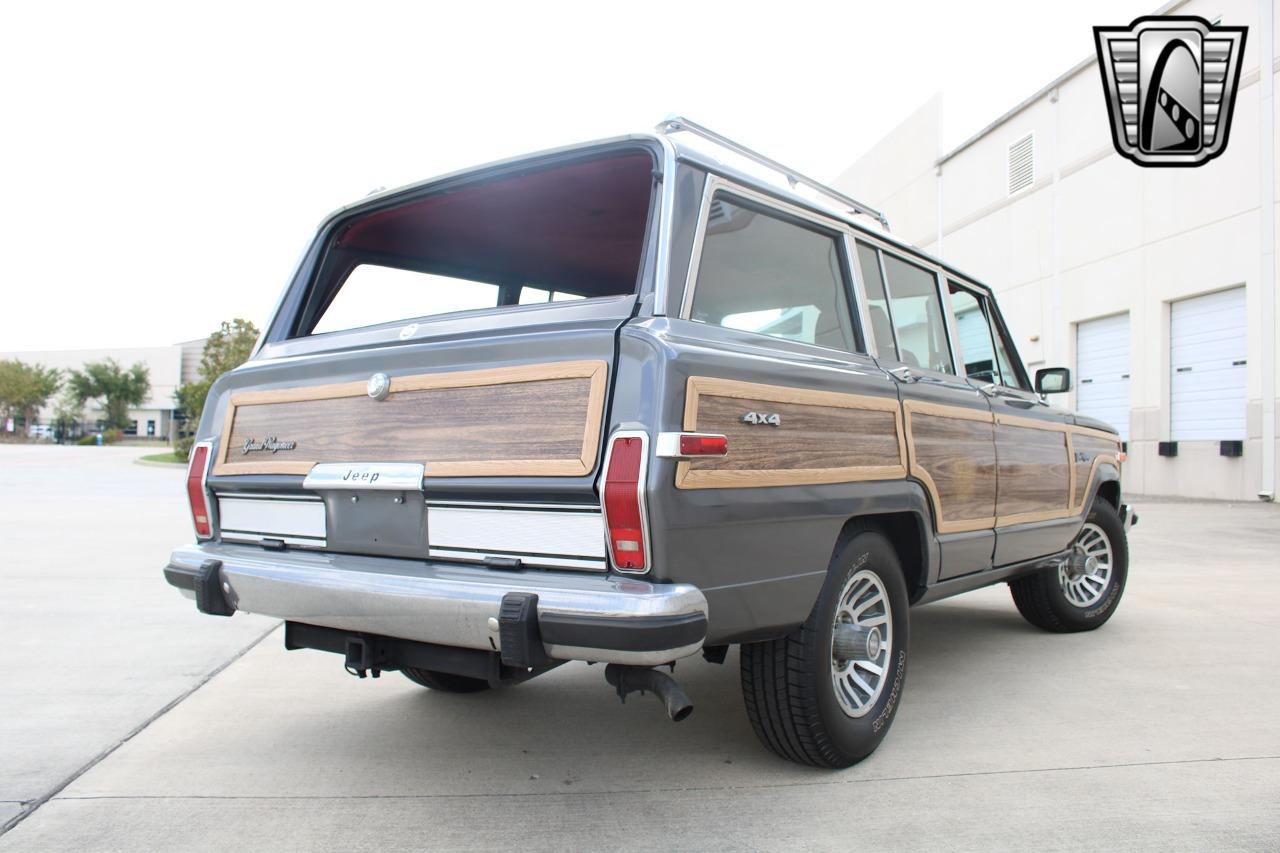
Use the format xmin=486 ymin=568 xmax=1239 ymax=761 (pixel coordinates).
xmin=0 ymin=444 xmax=1276 ymax=851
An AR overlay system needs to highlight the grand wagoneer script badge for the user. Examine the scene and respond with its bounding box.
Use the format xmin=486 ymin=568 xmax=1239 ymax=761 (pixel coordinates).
xmin=242 ymin=436 xmax=297 ymax=455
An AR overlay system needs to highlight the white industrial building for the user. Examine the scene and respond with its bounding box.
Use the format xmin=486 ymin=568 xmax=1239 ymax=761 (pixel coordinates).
xmin=835 ymin=0 xmax=1278 ymax=500
xmin=1 ymin=340 xmax=204 ymax=441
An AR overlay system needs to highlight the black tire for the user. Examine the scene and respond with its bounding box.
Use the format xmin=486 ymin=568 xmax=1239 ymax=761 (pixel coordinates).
xmin=401 ymin=667 xmax=491 ymax=693
xmin=740 ymin=524 xmax=911 ymax=768
xmin=1010 ymin=499 xmax=1128 ymax=633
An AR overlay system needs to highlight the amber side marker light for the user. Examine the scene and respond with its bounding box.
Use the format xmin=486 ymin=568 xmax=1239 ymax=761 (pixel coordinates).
xmin=1117 ymin=451 xmax=1128 ymax=464
xmin=186 ymin=444 xmax=212 ymax=538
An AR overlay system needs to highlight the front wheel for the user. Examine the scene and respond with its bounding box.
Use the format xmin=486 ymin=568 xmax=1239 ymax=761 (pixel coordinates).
xmin=1010 ymin=499 xmax=1129 ymax=632
xmin=740 ymin=525 xmax=910 ymax=768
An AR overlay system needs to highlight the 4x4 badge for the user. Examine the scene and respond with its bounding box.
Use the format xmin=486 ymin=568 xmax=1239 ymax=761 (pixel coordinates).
xmin=1094 ymin=16 xmax=1247 ymax=167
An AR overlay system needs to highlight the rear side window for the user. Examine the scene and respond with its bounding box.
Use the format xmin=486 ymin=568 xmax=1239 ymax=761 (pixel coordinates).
xmin=689 ymin=197 xmax=857 ymax=352
xmin=296 ymin=150 xmax=655 ymax=337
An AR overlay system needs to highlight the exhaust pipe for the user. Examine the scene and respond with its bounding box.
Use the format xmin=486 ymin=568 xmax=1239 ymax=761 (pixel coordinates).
xmin=604 ymin=664 xmax=694 ymax=722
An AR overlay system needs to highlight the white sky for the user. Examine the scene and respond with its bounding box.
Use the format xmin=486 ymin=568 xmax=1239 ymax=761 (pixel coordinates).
xmin=0 ymin=0 xmax=1154 ymax=351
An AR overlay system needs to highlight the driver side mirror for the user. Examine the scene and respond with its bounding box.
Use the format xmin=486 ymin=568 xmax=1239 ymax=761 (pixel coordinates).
xmin=1035 ymin=367 xmax=1071 ymax=394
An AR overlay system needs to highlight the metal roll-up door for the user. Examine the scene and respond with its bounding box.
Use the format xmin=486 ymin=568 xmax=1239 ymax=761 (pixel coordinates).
xmin=1170 ymin=287 xmax=1247 ymax=441
xmin=1076 ymin=313 xmax=1131 ymax=440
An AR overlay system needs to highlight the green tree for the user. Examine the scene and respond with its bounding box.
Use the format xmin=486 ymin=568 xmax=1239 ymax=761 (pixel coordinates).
xmin=174 ymin=318 xmax=259 ymax=453
xmin=51 ymin=387 xmax=85 ymax=442
xmin=66 ymin=359 xmax=150 ymax=431
xmin=0 ymin=359 xmax=61 ymax=428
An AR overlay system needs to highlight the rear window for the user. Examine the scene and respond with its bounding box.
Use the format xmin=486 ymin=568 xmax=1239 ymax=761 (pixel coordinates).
xmin=297 ymin=150 xmax=654 ymax=337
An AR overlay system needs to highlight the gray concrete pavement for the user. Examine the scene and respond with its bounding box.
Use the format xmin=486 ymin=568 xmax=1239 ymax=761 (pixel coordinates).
xmin=1 ymin=447 xmax=1277 ymax=849
xmin=0 ymin=446 xmax=274 ymax=829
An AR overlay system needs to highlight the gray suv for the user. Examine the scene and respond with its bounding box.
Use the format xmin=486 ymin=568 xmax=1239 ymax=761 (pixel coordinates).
xmin=165 ymin=118 xmax=1135 ymax=768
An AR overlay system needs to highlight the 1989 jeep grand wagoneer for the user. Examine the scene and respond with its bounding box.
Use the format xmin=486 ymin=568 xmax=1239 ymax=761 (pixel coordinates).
xmin=165 ymin=117 xmax=1136 ymax=768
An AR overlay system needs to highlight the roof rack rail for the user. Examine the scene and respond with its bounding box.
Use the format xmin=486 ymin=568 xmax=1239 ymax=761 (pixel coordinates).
xmin=655 ymin=115 xmax=890 ymax=230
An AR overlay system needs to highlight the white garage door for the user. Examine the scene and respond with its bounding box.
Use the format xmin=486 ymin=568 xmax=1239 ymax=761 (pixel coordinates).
xmin=1171 ymin=287 xmax=1247 ymax=441
xmin=1076 ymin=313 xmax=1131 ymax=440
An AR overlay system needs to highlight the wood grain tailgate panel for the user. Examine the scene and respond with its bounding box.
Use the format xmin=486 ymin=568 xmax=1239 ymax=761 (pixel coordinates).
xmin=213 ymin=361 xmax=607 ymax=477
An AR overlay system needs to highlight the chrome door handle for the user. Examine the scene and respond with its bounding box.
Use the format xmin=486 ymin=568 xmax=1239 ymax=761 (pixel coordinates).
xmin=889 ymin=366 xmax=919 ymax=384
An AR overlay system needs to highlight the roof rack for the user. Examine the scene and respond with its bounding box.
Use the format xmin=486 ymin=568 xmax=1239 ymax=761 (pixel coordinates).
xmin=655 ymin=115 xmax=890 ymax=230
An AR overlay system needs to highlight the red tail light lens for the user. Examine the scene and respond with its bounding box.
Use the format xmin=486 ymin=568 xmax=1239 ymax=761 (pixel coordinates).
xmin=186 ymin=444 xmax=212 ymax=538
xmin=678 ymin=434 xmax=728 ymax=456
xmin=603 ymin=435 xmax=647 ymax=572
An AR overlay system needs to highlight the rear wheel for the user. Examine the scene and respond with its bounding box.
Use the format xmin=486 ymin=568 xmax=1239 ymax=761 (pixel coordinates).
xmin=1010 ymin=499 xmax=1128 ymax=632
xmin=402 ymin=667 xmax=491 ymax=693
xmin=740 ymin=525 xmax=910 ymax=768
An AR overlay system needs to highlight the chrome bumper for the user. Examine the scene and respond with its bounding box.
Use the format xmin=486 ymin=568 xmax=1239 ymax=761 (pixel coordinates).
xmin=1121 ymin=504 xmax=1139 ymax=531
xmin=164 ymin=543 xmax=707 ymax=666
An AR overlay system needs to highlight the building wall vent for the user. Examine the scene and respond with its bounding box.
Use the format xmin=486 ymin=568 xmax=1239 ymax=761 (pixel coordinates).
xmin=1007 ymin=132 xmax=1035 ymax=196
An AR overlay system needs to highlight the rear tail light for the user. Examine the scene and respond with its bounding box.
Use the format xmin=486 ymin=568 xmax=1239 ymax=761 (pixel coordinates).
xmin=186 ymin=442 xmax=213 ymax=539
xmin=602 ymin=433 xmax=649 ymax=573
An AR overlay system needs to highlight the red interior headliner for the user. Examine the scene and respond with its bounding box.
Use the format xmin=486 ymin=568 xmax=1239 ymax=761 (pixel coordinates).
xmin=337 ymin=151 xmax=654 ymax=294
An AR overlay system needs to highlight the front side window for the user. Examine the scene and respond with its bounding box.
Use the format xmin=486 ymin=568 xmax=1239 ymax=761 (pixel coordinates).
xmin=878 ymin=251 xmax=954 ymax=374
xmin=989 ymin=308 xmax=1029 ymax=390
xmin=946 ymin=280 xmax=1029 ymax=390
xmin=948 ymin=281 xmax=999 ymax=383
xmin=689 ymin=197 xmax=858 ymax=352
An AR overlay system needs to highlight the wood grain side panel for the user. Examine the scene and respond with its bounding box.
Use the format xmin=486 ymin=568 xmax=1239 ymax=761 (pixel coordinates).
xmin=676 ymin=377 xmax=907 ymax=489
xmin=1071 ymin=433 xmax=1122 ymax=511
xmin=905 ymin=406 xmax=997 ymax=533
xmin=212 ymin=361 xmax=607 ymax=477
xmin=994 ymin=422 xmax=1071 ymax=522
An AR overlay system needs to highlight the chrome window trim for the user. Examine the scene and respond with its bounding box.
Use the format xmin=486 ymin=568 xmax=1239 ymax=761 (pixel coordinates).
xmin=651 ymin=135 xmax=679 ymax=317
xmin=599 ymin=429 xmax=652 ymax=575
xmin=842 ymin=232 xmax=879 ymax=359
xmin=679 ymin=175 xmax=869 ymax=355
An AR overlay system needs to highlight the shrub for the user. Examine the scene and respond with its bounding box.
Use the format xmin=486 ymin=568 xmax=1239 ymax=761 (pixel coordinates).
xmin=76 ymin=428 xmax=124 ymax=446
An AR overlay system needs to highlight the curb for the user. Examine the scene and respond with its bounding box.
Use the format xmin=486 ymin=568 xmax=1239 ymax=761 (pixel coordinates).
xmin=133 ymin=457 xmax=187 ymax=469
